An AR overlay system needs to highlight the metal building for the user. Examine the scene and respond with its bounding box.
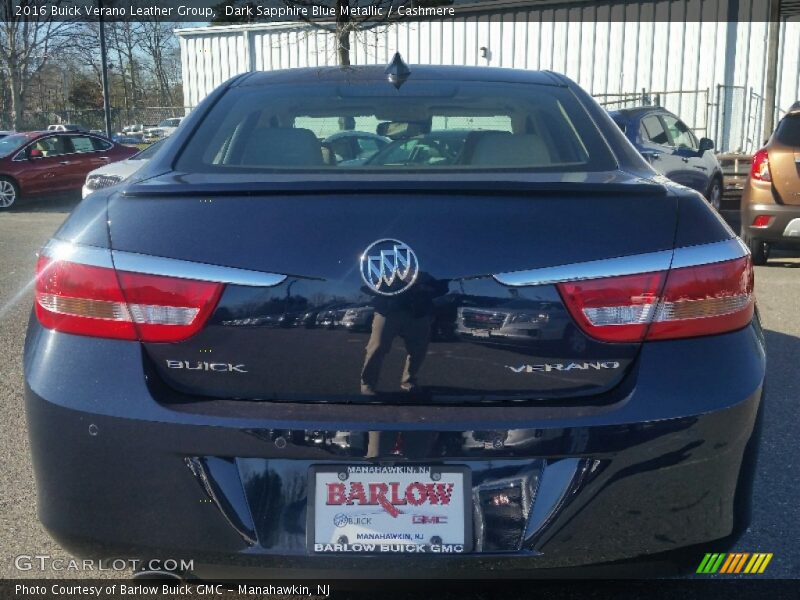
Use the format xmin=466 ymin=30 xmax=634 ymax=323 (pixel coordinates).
xmin=177 ymin=0 xmax=800 ymax=153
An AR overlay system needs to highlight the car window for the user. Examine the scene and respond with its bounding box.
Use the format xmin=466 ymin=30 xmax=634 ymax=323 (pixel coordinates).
xmin=610 ymin=115 xmax=627 ymax=133
xmin=91 ymin=137 xmax=113 ymax=151
xmin=355 ymin=136 xmax=384 ymax=158
xmin=326 ymin=137 xmax=356 ymax=161
xmin=661 ymin=115 xmax=698 ymax=150
xmin=70 ymin=136 xmax=96 ymax=153
xmin=32 ymin=135 xmax=69 ymax=157
xmin=0 ymin=134 xmax=31 ymax=157
xmin=178 ymin=80 xmax=617 ymax=174
xmin=775 ymin=114 xmax=800 ymax=146
xmin=640 ymin=115 xmax=671 ymax=146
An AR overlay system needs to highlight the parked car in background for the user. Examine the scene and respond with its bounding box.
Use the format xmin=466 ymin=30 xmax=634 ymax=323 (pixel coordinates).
xmin=740 ymin=101 xmax=800 ymax=264
xmin=143 ymin=117 xmax=183 ymax=141
xmin=83 ymin=138 xmax=165 ymax=198
xmin=112 ymin=134 xmax=144 ymax=145
xmin=47 ymin=124 xmax=86 ymax=132
xmin=122 ymin=124 xmax=145 ymax=135
xmin=322 ymin=131 xmax=389 ymax=164
xmin=341 ymin=305 xmax=375 ymax=331
xmin=609 ymin=107 xmax=723 ymax=209
xmin=0 ymin=131 xmax=137 ymax=209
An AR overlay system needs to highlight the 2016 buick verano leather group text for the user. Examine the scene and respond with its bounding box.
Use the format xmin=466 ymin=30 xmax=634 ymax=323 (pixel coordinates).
xmin=24 ymin=60 xmax=764 ymax=579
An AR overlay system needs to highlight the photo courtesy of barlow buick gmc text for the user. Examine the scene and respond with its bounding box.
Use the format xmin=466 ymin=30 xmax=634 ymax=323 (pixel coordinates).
xmin=0 ymin=1 xmax=799 ymax=599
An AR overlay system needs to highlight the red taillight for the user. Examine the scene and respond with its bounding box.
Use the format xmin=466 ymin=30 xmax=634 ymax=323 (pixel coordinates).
xmin=752 ymin=215 xmax=773 ymax=228
xmin=750 ymin=148 xmax=771 ymax=182
xmin=557 ymin=256 xmax=754 ymax=342
xmin=35 ymin=256 xmax=223 ymax=342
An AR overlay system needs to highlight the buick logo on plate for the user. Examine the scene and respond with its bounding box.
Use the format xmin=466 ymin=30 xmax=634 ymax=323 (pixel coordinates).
xmin=360 ymin=239 xmax=420 ymax=296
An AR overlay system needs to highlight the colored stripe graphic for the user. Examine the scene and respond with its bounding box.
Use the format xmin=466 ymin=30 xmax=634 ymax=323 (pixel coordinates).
xmin=719 ymin=554 xmax=736 ymax=573
xmin=723 ymin=553 xmax=749 ymax=573
xmin=758 ymin=553 xmax=773 ymax=573
xmin=697 ymin=553 xmax=727 ymax=573
xmin=699 ymin=552 xmax=773 ymax=574
xmin=734 ymin=553 xmax=750 ymax=573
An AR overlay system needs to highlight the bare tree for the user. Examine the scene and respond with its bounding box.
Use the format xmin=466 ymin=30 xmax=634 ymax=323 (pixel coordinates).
xmin=280 ymin=0 xmax=398 ymax=66
xmin=135 ymin=20 xmax=179 ymax=105
xmin=0 ymin=0 xmax=76 ymax=128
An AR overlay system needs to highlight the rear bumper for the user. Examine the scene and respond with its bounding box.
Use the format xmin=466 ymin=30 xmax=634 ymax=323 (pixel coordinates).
xmin=741 ymin=183 xmax=800 ymax=245
xmin=23 ymin=318 xmax=766 ymax=578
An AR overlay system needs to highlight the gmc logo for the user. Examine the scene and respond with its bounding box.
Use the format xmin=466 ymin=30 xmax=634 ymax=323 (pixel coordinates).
xmin=412 ymin=515 xmax=448 ymax=524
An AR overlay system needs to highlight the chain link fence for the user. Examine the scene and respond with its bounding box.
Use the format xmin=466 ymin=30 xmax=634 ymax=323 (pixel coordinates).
xmin=0 ymin=107 xmax=192 ymax=135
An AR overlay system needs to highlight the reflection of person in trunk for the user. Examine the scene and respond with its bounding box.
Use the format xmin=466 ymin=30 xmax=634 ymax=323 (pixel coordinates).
xmin=360 ymin=272 xmax=449 ymax=395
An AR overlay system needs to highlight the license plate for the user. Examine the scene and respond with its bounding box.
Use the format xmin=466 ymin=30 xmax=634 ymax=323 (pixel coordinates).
xmin=308 ymin=465 xmax=471 ymax=554
xmin=470 ymin=329 xmax=491 ymax=337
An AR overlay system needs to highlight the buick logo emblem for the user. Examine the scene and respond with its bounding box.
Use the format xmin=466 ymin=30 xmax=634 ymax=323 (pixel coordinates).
xmin=333 ymin=513 xmax=349 ymax=527
xmin=360 ymin=238 xmax=420 ymax=296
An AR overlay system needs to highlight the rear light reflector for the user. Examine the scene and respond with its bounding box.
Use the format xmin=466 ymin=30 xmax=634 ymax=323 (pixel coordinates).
xmin=750 ymin=148 xmax=771 ymax=181
xmin=751 ymin=215 xmax=773 ymax=228
xmin=35 ymin=255 xmax=223 ymax=342
xmin=557 ymin=255 xmax=754 ymax=342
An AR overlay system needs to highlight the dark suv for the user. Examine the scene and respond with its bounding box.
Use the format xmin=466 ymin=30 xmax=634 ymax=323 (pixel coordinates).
xmin=610 ymin=107 xmax=723 ymax=209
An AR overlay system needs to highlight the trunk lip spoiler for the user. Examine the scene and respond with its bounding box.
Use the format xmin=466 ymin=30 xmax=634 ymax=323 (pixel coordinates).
xmin=493 ymin=237 xmax=749 ymax=287
xmin=42 ymin=237 xmax=747 ymax=291
xmin=120 ymin=176 xmax=668 ymax=197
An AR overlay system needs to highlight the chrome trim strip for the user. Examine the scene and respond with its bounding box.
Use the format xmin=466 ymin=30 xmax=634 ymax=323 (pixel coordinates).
xmin=41 ymin=239 xmax=287 ymax=288
xmin=41 ymin=239 xmax=114 ymax=269
xmin=670 ymin=237 xmax=748 ymax=269
xmin=112 ymin=250 xmax=287 ymax=287
xmin=493 ymin=250 xmax=673 ymax=287
xmin=493 ymin=238 xmax=748 ymax=287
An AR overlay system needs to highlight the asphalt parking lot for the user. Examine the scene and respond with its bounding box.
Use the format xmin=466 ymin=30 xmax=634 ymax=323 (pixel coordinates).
xmin=0 ymin=196 xmax=798 ymax=581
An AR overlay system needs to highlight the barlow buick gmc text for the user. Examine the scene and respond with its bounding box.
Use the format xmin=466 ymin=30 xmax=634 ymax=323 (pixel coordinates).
xmin=24 ymin=59 xmax=764 ymax=579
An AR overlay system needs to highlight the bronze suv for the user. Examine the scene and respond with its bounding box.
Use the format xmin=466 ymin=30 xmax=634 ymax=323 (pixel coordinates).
xmin=741 ymin=101 xmax=800 ymax=264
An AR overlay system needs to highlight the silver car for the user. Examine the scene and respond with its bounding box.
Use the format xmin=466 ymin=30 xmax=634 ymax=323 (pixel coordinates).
xmin=82 ymin=139 xmax=165 ymax=198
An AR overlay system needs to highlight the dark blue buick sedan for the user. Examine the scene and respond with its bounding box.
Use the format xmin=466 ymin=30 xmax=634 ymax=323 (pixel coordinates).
xmin=24 ymin=62 xmax=764 ymax=579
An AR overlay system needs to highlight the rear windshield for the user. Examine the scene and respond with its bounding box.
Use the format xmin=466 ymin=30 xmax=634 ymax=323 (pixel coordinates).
xmin=176 ymin=80 xmax=617 ymax=174
xmin=776 ymin=114 xmax=800 ymax=146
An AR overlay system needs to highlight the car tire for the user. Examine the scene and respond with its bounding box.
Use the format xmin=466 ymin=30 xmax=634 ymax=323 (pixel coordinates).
xmin=706 ymin=177 xmax=722 ymax=211
xmin=743 ymin=233 xmax=769 ymax=265
xmin=0 ymin=176 xmax=19 ymax=209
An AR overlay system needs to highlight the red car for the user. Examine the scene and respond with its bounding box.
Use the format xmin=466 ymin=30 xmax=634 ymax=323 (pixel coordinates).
xmin=0 ymin=131 xmax=137 ymax=209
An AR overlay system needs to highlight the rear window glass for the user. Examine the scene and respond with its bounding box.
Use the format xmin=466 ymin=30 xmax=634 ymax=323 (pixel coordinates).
xmin=776 ymin=115 xmax=800 ymax=146
xmin=176 ymin=80 xmax=616 ymax=174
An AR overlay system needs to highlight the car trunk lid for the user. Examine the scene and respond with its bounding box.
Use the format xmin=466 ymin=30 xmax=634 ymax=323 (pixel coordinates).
xmin=108 ymin=172 xmax=677 ymax=403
